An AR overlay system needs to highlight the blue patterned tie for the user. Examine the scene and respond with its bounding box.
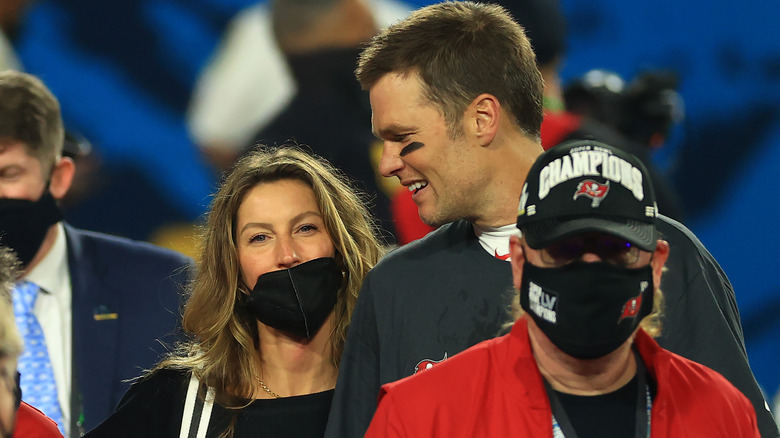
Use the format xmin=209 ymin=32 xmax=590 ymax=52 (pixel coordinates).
xmin=12 ymin=281 xmax=66 ymax=436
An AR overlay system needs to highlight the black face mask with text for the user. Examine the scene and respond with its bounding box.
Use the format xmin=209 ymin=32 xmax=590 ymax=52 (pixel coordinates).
xmin=245 ymin=257 xmax=343 ymax=339
xmin=0 ymin=192 xmax=62 ymax=267
xmin=520 ymin=261 xmax=654 ymax=359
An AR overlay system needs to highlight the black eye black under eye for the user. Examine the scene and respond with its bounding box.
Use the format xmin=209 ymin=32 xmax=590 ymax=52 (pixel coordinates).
xmin=399 ymin=141 xmax=424 ymax=157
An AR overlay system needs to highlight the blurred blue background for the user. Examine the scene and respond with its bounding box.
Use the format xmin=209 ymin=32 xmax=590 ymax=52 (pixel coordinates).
xmin=11 ymin=0 xmax=780 ymax=405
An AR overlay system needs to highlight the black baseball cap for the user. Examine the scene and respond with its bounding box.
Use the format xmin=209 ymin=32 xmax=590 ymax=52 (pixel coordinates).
xmin=516 ymin=140 xmax=659 ymax=251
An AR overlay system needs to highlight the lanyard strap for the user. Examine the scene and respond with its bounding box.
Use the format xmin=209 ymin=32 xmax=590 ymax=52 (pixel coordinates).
xmin=180 ymin=373 xmax=216 ymax=438
xmin=545 ymin=351 xmax=651 ymax=438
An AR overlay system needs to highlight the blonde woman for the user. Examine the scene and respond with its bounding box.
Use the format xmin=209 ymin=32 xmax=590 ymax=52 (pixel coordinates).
xmin=86 ymin=146 xmax=384 ymax=437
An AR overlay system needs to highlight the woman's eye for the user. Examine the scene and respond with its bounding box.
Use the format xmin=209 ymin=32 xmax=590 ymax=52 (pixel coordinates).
xmin=249 ymin=234 xmax=267 ymax=243
xmin=299 ymin=224 xmax=318 ymax=233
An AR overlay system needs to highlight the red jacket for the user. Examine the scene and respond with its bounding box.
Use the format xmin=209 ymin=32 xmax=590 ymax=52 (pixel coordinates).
xmin=13 ymin=402 xmax=63 ymax=438
xmin=366 ymin=318 xmax=759 ymax=437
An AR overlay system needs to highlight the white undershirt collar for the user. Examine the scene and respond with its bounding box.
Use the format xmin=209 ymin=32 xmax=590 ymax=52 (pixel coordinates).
xmin=473 ymin=223 xmax=517 ymax=262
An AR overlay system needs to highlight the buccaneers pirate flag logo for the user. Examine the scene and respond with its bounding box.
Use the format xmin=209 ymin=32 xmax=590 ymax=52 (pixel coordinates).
xmin=574 ymin=180 xmax=610 ymax=207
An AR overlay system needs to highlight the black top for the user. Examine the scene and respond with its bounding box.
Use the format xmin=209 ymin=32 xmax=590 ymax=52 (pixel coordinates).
xmin=556 ymin=376 xmax=639 ymax=438
xmin=84 ymin=369 xmax=333 ymax=438
xmin=325 ymin=220 xmax=525 ymax=438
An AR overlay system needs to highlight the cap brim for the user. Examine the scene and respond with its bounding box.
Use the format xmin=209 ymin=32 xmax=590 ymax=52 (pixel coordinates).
xmin=522 ymin=217 xmax=658 ymax=252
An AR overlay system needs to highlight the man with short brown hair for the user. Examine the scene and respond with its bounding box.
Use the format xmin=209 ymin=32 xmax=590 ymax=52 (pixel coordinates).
xmin=0 ymin=70 xmax=191 ymax=436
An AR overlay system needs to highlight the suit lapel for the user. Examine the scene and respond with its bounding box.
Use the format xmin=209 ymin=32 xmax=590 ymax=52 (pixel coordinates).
xmin=65 ymin=224 xmax=121 ymax=428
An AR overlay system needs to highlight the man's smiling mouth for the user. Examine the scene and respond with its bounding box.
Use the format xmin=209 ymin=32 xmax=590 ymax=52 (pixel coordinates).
xmin=408 ymin=181 xmax=428 ymax=194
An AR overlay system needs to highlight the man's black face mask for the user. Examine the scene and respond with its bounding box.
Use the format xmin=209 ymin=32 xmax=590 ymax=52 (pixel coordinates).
xmin=520 ymin=260 xmax=654 ymax=359
xmin=0 ymin=192 xmax=62 ymax=267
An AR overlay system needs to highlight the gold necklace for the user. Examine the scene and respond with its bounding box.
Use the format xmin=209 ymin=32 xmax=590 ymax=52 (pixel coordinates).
xmin=258 ymin=370 xmax=282 ymax=399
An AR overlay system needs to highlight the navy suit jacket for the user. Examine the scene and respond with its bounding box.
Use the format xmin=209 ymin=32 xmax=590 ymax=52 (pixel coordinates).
xmin=64 ymin=224 xmax=191 ymax=433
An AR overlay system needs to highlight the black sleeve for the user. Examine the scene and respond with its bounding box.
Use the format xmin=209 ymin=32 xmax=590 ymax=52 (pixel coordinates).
xmin=324 ymin=273 xmax=382 ymax=438
xmin=83 ymin=369 xmax=185 ymax=438
xmin=656 ymin=216 xmax=779 ymax=438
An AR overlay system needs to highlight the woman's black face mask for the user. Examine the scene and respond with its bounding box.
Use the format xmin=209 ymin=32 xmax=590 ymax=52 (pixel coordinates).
xmin=244 ymin=257 xmax=343 ymax=339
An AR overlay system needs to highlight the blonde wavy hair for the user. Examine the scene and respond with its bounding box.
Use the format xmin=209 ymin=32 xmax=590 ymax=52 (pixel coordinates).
xmin=158 ymin=145 xmax=383 ymax=407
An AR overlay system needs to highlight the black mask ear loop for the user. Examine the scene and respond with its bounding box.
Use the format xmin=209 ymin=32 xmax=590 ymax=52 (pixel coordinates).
xmin=13 ymin=372 xmax=20 ymax=412
xmin=236 ymin=276 xmax=251 ymax=300
xmin=43 ymin=158 xmax=57 ymax=194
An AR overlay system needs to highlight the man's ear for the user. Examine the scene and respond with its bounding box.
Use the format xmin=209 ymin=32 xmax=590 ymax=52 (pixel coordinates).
xmin=509 ymin=234 xmax=526 ymax=290
xmin=470 ymin=93 xmax=500 ymax=146
xmin=651 ymin=240 xmax=670 ymax=288
xmin=49 ymin=157 xmax=75 ymax=200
